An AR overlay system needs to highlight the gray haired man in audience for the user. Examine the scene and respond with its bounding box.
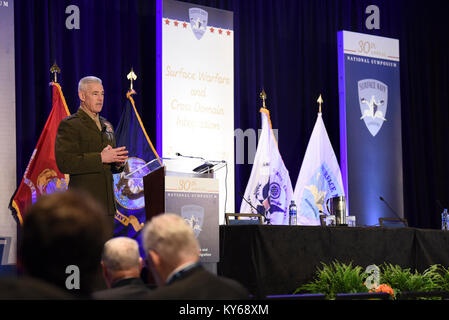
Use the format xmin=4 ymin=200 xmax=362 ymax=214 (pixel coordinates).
xmin=143 ymin=213 xmax=249 ymax=300
xmin=93 ymin=237 xmax=152 ymax=299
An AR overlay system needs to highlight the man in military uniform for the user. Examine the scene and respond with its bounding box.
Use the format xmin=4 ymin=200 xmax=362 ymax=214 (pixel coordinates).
xmin=55 ymin=76 xmax=128 ymax=226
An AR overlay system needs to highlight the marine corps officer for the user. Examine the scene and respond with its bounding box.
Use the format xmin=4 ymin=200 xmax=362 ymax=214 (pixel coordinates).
xmin=55 ymin=76 xmax=128 ymax=226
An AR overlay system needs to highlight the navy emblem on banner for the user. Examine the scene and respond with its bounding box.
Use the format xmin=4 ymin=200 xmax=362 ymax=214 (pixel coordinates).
xmin=113 ymin=90 xmax=160 ymax=258
xmin=182 ymin=205 xmax=204 ymax=237
xmin=358 ymin=79 xmax=388 ymax=137
xmin=189 ymin=7 xmax=208 ymax=40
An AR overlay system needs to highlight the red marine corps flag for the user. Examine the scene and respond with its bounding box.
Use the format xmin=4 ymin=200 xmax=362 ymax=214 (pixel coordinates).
xmin=9 ymin=81 xmax=70 ymax=225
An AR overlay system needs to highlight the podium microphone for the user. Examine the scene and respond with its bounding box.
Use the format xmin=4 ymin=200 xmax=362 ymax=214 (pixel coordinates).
xmin=175 ymin=152 xmax=205 ymax=161
xmin=379 ymin=196 xmax=403 ymax=221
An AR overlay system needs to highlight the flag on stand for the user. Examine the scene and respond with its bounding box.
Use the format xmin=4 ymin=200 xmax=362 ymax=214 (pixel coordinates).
xmin=239 ymin=108 xmax=293 ymax=225
xmin=292 ymin=111 xmax=345 ymax=225
xmin=9 ymin=82 xmax=71 ymax=225
xmin=113 ymin=90 xmax=161 ymax=257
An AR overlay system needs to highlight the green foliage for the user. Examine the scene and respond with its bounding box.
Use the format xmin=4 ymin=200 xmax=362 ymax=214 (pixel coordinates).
xmin=380 ymin=263 xmax=441 ymax=295
xmin=435 ymin=265 xmax=449 ymax=292
xmin=293 ymin=261 xmax=369 ymax=299
xmin=295 ymin=261 xmax=449 ymax=300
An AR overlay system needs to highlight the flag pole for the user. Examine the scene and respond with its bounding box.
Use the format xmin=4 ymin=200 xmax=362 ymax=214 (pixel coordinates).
xmin=50 ymin=61 xmax=61 ymax=83
xmin=127 ymin=67 xmax=137 ymax=91
xmin=317 ymin=94 xmax=323 ymax=114
xmin=259 ymin=89 xmax=267 ymax=109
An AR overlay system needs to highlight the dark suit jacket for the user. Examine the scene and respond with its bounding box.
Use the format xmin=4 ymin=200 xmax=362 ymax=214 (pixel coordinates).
xmin=92 ymin=277 xmax=153 ymax=300
xmin=0 ymin=276 xmax=75 ymax=300
xmin=55 ymin=108 xmax=123 ymax=217
xmin=146 ymin=265 xmax=250 ymax=300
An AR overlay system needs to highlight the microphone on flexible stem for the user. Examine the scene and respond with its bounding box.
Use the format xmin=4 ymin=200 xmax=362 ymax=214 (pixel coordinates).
xmin=175 ymin=152 xmax=205 ymax=160
xmin=379 ymin=196 xmax=403 ymax=221
xmin=239 ymin=191 xmax=270 ymax=225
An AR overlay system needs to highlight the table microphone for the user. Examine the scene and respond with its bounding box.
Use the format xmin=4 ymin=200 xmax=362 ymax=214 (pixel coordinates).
xmin=239 ymin=191 xmax=270 ymax=224
xmin=379 ymin=196 xmax=403 ymax=221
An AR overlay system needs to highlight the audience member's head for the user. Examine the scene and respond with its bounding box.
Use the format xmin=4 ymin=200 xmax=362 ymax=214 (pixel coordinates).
xmin=19 ymin=190 xmax=112 ymax=295
xmin=101 ymin=237 xmax=143 ymax=288
xmin=142 ymin=213 xmax=200 ymax=285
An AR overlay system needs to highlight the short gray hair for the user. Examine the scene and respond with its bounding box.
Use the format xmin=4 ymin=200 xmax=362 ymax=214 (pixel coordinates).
xmin=142 ymin=214 xmax=200 ymax=267
xmin=101 ymin=237 xmax=141 ymax=272
xmin=78 ymin=76 xmax=102 ymax=92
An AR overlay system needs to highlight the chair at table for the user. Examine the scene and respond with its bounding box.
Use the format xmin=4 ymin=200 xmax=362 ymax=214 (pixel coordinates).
xmin=225 ymin=213 xmax=264 ymax=225
xmin=379 ymin=217 xmax=408 ymax=228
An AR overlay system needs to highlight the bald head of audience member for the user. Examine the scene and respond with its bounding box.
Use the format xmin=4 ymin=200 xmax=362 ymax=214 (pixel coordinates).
xmin=142 ymin=213 xmax=200 ymax=286
xmin=101 ymin=237 xmax=143 ymax=288
xmin=19 ymin=190 xmax=111 ymax=296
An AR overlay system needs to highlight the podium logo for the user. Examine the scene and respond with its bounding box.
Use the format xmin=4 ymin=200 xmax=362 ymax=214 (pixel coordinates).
xmin=181 ymin=205 xmax=204 ymax=238
xmin=358 ymin=79 xmax=388 ymax=137
xmin=189 ymin=8 xmax=208 ymax=40
xmin=0 ymin=1 xmax=9 ymax=8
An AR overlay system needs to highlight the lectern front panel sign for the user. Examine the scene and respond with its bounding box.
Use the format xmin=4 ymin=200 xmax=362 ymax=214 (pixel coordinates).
xmin=165 ymin=175 xmax=219 ymax=262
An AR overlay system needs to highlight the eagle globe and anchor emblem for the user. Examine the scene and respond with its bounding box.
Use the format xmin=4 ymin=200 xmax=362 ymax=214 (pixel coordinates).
xmin=358 ymin=79 xmax=388 ymax=137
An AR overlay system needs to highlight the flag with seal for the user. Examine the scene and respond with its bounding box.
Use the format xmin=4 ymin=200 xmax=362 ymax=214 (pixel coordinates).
xmin=292 ymin=111 xmax=345 ymax=225
xmin=239 ymin=108 xmax=293 ymax=225
xmin=9 ymin=82 xmax=70 ymax=225
xmin=113 ymin=90 xmax=161 ymax=257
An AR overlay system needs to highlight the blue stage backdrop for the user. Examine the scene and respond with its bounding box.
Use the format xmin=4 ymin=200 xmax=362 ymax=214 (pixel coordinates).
xmin=338 ymin=31 xmax=403 ymax=227
xmin=12 ymin=1 xmax=449 ymax=229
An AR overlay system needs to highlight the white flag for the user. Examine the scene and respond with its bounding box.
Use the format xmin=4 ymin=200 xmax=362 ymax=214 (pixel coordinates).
xmin=240 ymin=108 xmax=293 ymax=225
xmin=293 ymin=112 xmax=345 ymax=225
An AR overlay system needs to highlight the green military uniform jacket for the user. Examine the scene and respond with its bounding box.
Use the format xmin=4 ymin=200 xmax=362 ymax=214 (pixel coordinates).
xmin=55 ymin=108 xmax=124 ymax=218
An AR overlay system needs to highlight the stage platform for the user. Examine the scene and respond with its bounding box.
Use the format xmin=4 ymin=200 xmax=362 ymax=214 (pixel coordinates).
xmin=217 ymin=225 xmax=449 ymax=298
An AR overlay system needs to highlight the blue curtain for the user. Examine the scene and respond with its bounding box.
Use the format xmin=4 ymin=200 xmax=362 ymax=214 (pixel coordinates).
xmin=14 ymin=0 xmax=449 ymax=229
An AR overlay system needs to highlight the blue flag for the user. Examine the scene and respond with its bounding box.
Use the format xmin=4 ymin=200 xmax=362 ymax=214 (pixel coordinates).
xmin=113 ymin=90 xmax=161 ymax=257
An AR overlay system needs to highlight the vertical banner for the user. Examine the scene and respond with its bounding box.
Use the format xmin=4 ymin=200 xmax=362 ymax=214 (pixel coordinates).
xmin=0 ymin=0 xmax=16 ymax=266
xmin=338 ymin=31 xmax=403 ymax=227
xmin=157 ymin=0 xmax=234 ymax=224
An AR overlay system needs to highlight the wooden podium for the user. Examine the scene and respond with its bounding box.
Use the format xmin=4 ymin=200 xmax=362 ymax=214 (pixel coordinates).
xmin=142 ymin=166 xmax=166 ymax=222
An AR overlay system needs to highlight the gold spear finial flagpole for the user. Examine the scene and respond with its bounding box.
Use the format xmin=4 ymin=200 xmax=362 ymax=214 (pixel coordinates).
xmin=317 ymin=94 xmax=323 ymax=114
xmin=127 ymin=67 xmax=137 ymax=91
xmin=260 ymin=89 xmax=267 ymax=109
xmin=50 ymin=61 xmax=61 ymax=83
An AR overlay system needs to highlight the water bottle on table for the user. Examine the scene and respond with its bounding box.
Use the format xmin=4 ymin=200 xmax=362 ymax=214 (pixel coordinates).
xmin=442 ymin=209 xmax=448 ymax=230
xmin=289 ymin=200 xmax=297 ymax=226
